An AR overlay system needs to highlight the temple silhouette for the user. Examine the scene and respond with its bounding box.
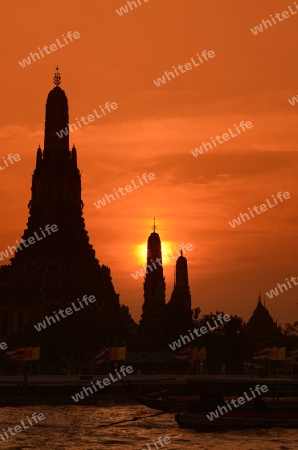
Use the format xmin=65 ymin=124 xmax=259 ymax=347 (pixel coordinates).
xmin=137 ymin=221 xmax=193 ymax=350
xmin=0 ymin=70 xmax=285 ymax=374
xmin=245 ymin=294 xmax=282 ymax=348
xmin=0 ymin=69 xmax=136 ymax=372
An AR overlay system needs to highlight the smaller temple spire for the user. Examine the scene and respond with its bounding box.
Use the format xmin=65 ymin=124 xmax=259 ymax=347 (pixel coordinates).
xmin=53 ymin=66 xmax=61 ymax=86
xmin=71 ymin=144 xmax=77 ymax=167
xmin=152 ymin=218 xmax=157 ymax=233
xmin=36 ymin=145 xmax=42 ymax=166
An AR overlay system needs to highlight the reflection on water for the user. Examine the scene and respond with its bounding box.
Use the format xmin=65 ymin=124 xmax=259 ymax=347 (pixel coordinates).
xmin=0 ymin=404 xmax=297 ymax=449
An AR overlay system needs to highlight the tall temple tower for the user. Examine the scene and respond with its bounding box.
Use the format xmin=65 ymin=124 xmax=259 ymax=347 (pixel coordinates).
xmin=137 ymin=220 xmax=167 ymax=350
xmin=170 ymin=249 xmax=192 ymax=310
xmin=12 ymin=69 xmax=96 ymax=269
xmin=0 ymin=69 xmax=136 ymax=371
xmin=166 ymin=249 xmax=193 ymax=343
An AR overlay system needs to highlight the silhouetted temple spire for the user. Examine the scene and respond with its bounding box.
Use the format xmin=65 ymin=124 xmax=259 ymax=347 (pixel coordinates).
xmin=137 ymin=220 xmax=167 ymax=349
xmin=166 ymin=248 xmax=193 ymax=341
xmin=44 ymin=68 xmax=69 ymax=157
xmin=147 ymin=219 xmax=162 ymax=268
xmin=175 ymin=249 xmax=189 ymax=289
xmin=36 ymin=145 xmax=42 ymax=166
xmin=71 ymin=144 xmax=78 ymax=168
xmin=145 ymin=219 xmax=165 ymax=300
xmin=12 ymin=70 xmax=96 ymax=267
xmin=0 ymin=70 xmax=136 ymax=365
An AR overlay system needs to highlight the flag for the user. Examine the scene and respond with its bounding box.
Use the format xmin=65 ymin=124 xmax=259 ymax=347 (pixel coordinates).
xmin=31 ymin=347 xmax=40 ymax=360
xmin=6 ymin=348 xmax=24 ymax=361
xmin=109 ymin=347 xmax=118 ymax=360
xmin=95 ymin=348 xmax=109 ymax=365
xmin=253 ymin=348 xmax=269 ymax=361
xmin=198 ymin=347 xmax=206 ymax=360
xmin=270 ymin=347 xmax=286 ymax=361
xmin=269 ymin=347 xmax=278 ymax=359
xmin=174 ymin=347 xmax=192 ymax=360
xmin=277 ymin=347 xmax=286 ymax=361
xmin=116 ymin=347 xmax=126 ymax=360
xmin=189 ymin=347 xmax=198 ymax=362
xmin=286 ymin=349 xmax=298 ymax=365
xmin=22 ymin=347 xmax=32 ymax=361
xmin=189 ymin=347 xmax=206 ymax=361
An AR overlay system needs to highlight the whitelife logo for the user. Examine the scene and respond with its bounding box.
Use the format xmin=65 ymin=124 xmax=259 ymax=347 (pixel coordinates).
xmin=153 ymin=50 xmax=215 ymax=87
xmin=0 ymin=412 xmax=45 ymax=442
xmin=71 ymin=366 xmax=134 ymax=402
xmin=206 ymin=385 xmax=269 ymax=421
xmin=0 ymin=153 xmax=21 ymax=171
xmin=18 ymin=31 xmax=81 ymax=68
xmin=116 ymin=0 xmax=149 ymax=16
xmin=228 ymin=191 xmax=291 ymax=228
xmin=93 ymin=173 xmax=155 ymax=209
xmin=191 ymin=121 xmax=253 ymax=157
xmin=141 ymin=436 xmax=171 ymax=450
xmin=34 ymin=295 xmax=96 ymax=332
xmin=131 ymin=243 xmax=193 ymax=280
xmin=250 ymin=3 xmax=298 ymax=35
xmin=56 ymin=102 xmax=119 ymax=138
xmin=168 ymin=314 xmax=231 ymax=351
xmin=266 ymin=276 xmax=298 ymax=299
xmin=0 ymin=224 xmax=58 ymax=262
xmin=288 ymin=94 xmax=298 ymax=106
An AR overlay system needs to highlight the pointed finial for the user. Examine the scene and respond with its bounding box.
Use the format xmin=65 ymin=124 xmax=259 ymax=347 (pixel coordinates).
xmin=152 ymin=218 xmax=157 ymax=232
xmin=53 ymin=66 xmax=61 ymax=86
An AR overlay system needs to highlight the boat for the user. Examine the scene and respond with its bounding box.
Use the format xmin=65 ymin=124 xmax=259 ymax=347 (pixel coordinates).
xmin=129 ymin=391 xmax=201 ymax=412
xmin=129 ymin=376 xmax=298 ymax=413
xmin=175 ymin=407 xmax=298 ymax=430
xmin=174 ymin=379 xmax=298 ymax=430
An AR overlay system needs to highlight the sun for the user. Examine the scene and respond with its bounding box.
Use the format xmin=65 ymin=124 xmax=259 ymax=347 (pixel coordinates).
xmin=135 ymin=241 xmax=176 ymax=266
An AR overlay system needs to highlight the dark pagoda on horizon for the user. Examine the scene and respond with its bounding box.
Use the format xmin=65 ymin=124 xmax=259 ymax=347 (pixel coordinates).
xmin=0 ymin=68 xmax=136 ymax=372
xmin=245 ymin=294 xmax=283 ymax=348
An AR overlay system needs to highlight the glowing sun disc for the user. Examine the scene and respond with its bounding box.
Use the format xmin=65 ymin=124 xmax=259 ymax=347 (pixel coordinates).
xmin=135 ymin=241 xmax=175 ymax=266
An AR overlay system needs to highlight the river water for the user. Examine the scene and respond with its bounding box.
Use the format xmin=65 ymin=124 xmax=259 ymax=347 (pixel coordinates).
xmin=0 ymin=404 xmax=297 ymax=449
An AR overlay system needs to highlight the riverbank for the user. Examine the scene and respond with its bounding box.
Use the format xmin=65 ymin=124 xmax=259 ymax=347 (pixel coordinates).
xmin=0 ymin=374 xmax=296 ymax=406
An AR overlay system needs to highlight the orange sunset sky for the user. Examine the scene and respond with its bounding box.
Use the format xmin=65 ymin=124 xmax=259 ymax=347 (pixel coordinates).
xmin=0 ymin=0 xmax=298 ymax=325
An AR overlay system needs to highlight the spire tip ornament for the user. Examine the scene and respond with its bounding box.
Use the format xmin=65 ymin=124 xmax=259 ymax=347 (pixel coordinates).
xmin=53 ymin=66 xmax=61 ymax=86
xmin=152 ymin=218 xmax=157 ymax=232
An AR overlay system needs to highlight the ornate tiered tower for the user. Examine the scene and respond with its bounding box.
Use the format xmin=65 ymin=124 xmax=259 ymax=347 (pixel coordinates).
xmin=0 ymin=69 xmax=136 ymax=371
xmin=12 ymin=69 xmax=97 ymax=269
xmin=166 ymin=249 xmax=193 ymax=342
xmin=137 ymin=220 xmax=167 ymax=350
